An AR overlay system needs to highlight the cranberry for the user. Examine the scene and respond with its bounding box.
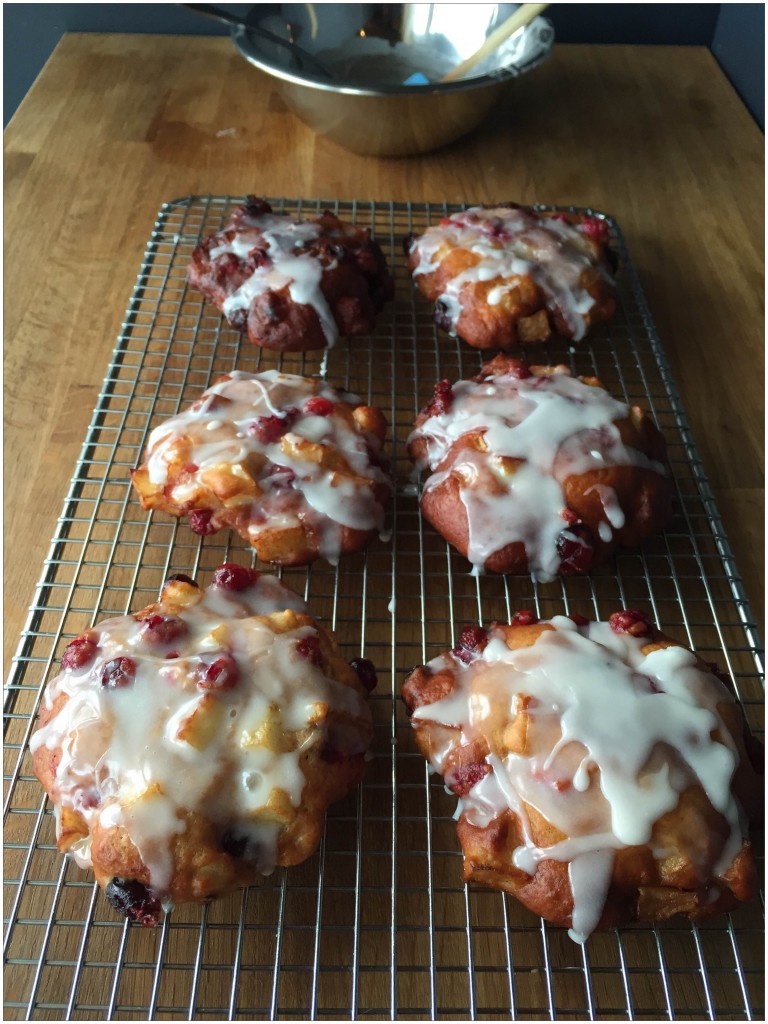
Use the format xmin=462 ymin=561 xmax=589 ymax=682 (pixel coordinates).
xmin=140 ymin=615 xmax=188 ymax=645
xmin=452 ymin=625 xmax=488 ymax=663
xmin=243 ymin=196 xmax=272 ymax=217
xmin=183 ymin=462 xmax=199 ymax=474
xmin=165 ymin=651 xmax=180 ymax=660
xmin=439 ymin=217 xmax=454 ymax=226
xmin=196 ymin=654 xmax=239 ymax=691
xmin=105 ymin=878 xmax=161 ymax=927
xmin=559 ymin=507 xmax=580 ymax=526
xmin=567 ymin=613 xmax=590 ymax=627
xmin=486 ymin=216 xmax=507 ymax=239
xmin=506 ymin=362 xmax=532 ymax=380
xmin=551 ymin=212 xmax=570 ymax=223
xmin=189 ymin=509 xmax=217 ymax=536
xmin=449 ymin=762 xmax=491 ymax=797
xmin=221 ymin=828 xmax=265 ymax=861
xmin=61 ymin=634 xmax=98 ymax=671
xmin=609 ymin=609 xmax=653 ymax=637
xmin=296 ymin=635 xmax=323 ymax=667
xmin=213 ymin=563 xmax=260 ymax=591
xmin=511 ymin=610 xmax=538 ymax=627
xmin=557 ymin=527 xmax=594 ymax=575
xmin=268 ymin=465 xmax=296 ymax=489
xmin=580 ymin=216 xmax=610 ymax=245
xmin=350 ymin=657 xmax=377 ymax=692
xmin=246 ymin=246 xmax=270 ymax=270
xmin=433 ymin=300 xmax=453 ymax=333
xmin=426 ymin=379 xmax=454 ymax=417
xmin=215 ymin=253 xmax=241 ymax=277
xmin=165 ymin=574 xmax=198 ymax=587
xmin=248 ymin=413 xmax=294 ymax=444
xmin=304 ymin=396 xmax=334 ymax=417
xmin=229 ymin=307 xmax=248 ymax=331
xmin=100 ymin=657 xmax=136 ymax=688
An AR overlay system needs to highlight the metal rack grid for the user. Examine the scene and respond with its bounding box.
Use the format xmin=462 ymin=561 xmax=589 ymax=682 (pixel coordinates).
xmin=3 ymin=196 xmax=764 ymax=1021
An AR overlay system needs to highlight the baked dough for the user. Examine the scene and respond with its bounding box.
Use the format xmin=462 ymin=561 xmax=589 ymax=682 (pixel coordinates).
xmin=402 ymin=610 xmax=761 ymax=941
xmin=31 ymin=567 xmax=377 ymax=925
xmin=131 ymin=370 xmax=391 ymax=566
xmin=408 ymin=355 xmax=672 ymax=579
xmin=188 ymin=196 xmax=394 ymax=350
xmin=406 ymin=205 xmax=617 ymax=348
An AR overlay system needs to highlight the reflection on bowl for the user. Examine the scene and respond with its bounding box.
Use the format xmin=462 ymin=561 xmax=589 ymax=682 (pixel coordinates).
xmin=232 ymin=3 xmax=554 ymax=157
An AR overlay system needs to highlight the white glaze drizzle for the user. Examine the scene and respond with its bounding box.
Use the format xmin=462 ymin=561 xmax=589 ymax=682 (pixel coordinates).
xmin=409 ymin=368 xmax=664 ymax=580
xmin=142 ymin=370 xmax=390 ymax=564
xmin=410 ymin=207 xmax=613 ymax=340
xmin=30 ymin=576 xmax=372 ymax=895
xmin=209 ymin=211 xmax=338 ymax=346
xmin=412 ymin=617 xmax=742 ymax=942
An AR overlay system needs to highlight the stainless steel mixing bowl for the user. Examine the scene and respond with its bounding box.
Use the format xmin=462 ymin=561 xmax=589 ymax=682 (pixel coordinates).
xmin=231 ymin=4 xmax=554 ymax=157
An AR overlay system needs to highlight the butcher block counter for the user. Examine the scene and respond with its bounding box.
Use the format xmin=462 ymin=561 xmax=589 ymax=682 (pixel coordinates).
xmin=3 ymin=33 xmax=764 ymax=1023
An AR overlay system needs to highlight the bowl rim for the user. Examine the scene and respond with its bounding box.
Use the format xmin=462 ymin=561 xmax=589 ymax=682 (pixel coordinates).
xmin=230 ymin=18 xmax=554 ymax=96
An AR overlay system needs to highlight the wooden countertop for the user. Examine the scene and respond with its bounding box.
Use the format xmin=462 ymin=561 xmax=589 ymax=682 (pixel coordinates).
xmin=8 ymin=35 xmax=763 ymax=669
xmin=3 ymin=34 xmax=765 ymax=1022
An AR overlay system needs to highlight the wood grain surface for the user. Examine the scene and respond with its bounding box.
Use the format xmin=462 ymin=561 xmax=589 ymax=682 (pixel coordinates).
xmin=3 ymin=34 xmax=764 ymax=1021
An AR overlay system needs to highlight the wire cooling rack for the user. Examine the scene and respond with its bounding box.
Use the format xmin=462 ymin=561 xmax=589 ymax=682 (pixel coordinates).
xmin=4 ymin=197 xmax=764 ymax=1021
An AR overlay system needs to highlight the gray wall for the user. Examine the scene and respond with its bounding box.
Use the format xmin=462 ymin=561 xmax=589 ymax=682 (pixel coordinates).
xmin=3 ymin=3 xmax=764 ymax=129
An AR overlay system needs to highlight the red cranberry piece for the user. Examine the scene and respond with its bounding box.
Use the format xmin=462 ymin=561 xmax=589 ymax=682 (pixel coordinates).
xmin=580 ymin=216 xmax=610 ymax=245
xmin=165 ymin=651 xmax=180 ymax=660
xmin=105 ymin=878 xmax=161 ymax=927
xmin=296 ymin=635 xmax=323 ymax=667
xmin=183 ymin=462 xmax=199 ymax=474
xmin=557 ymin=527 xmax=594 ymax=575
xmin=551 ymin=212 xmax=570 ymax=223
xmin=212 ymin=563 xmax=260 ymax=591
xmin=196 ymin=654 xmax=239 ymax=691
xmin=140 ymin=614 xmax=188 ymax=645
xmin=567 ymin=613 xmax=590 ymax=627
xmin=439 ymin=217 xmax=454 ymax=226
xmin=559 ymin=507 xmax=580 ymax=526
xmin=511 ymin=610 xmax=538 ymax=627
xmin=61 ymin=633 xmax=98 ymax=671
xmin=268 ymin=465 xmax=296 ymax=490
xmin=486 ymin=216 xmax=507 ymax=239
xmin=165 ymin=574 xmax=198 ymax=587
xmin=229 ymin=307 xmax=247 ymax=331
xmin=304 ymin=396 xmax=334 ymax=417
xmin=189 ymin=509 xmax=217 ymax=536
xmin=215 ymin=253 xmax=241 ymax=277
xmin=246 ymin=246 xmax=271 ymax=270
xmin=506 ymin=362 xmax=532 ymax=380
xmin=433 ymin=300 xmax=453 ymax=333
xmin=449 ymin=762 xmax=491 ymax=797
xmin=248 ymin=414 xmax=289 ymax=444
xmin=243 ymin=196 xmax=273 ymax=217
xmin=350 ymin=657 xmax=377 ymax=692
xmin=609 ymin=609 xmax=653 ymax=637
xmin=100 ymin=657 xmax=136 ymax=688
xmin=427 ymin=379 xmax=454 ymax=417
xmin=452 ymin=625 xmax=488 ymax=663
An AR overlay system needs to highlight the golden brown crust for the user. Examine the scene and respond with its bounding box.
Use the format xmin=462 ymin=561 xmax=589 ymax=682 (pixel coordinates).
xmin=402 ymin=615 xmax=761 ymax=932
xmin=408 ymin=356 xmax=673 ymax=575
xmin=188 ymin=198 xmax=394 ymax=351
xmin=407 ymin=206 xmax=617 ymax=349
